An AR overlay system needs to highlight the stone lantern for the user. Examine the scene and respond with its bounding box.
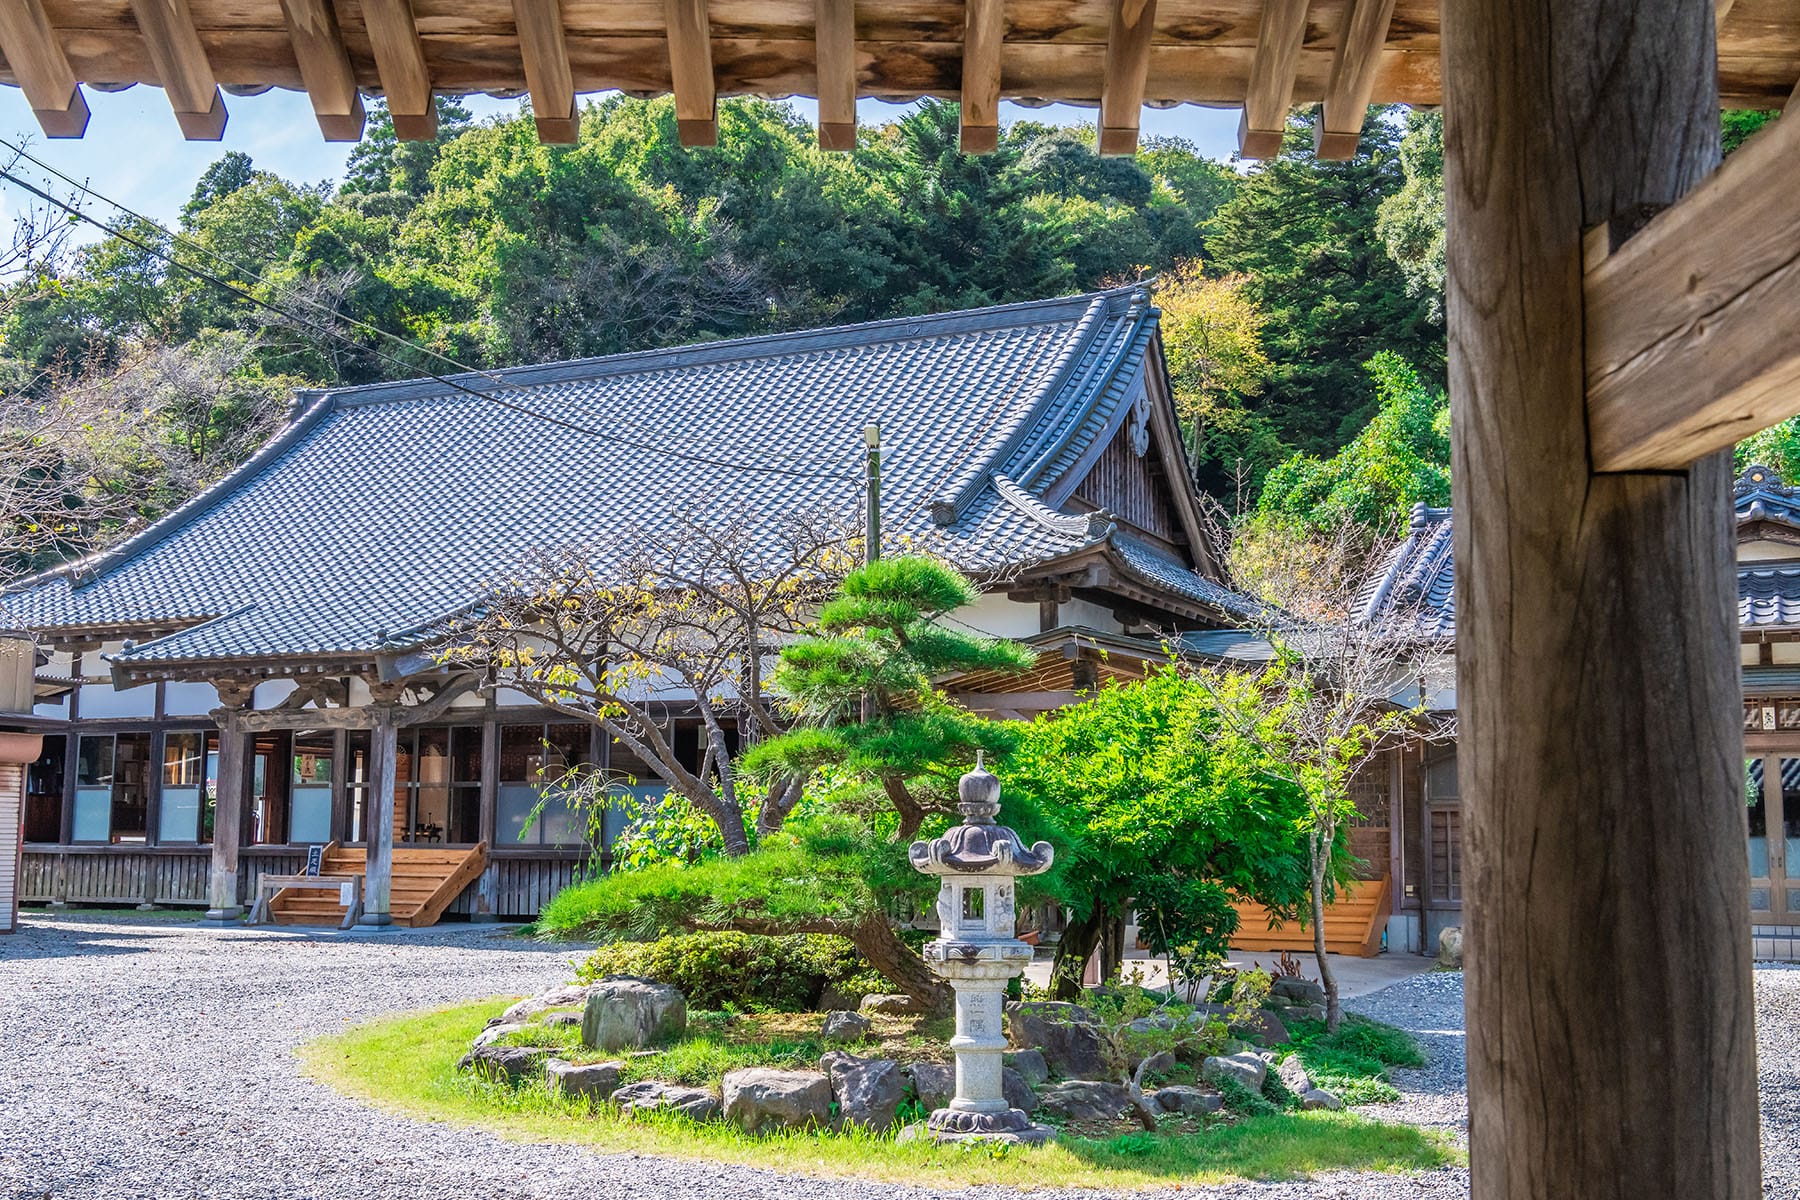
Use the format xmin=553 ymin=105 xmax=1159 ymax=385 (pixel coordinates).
xmin=908 ymin=754 xmax=1055 ymax=1145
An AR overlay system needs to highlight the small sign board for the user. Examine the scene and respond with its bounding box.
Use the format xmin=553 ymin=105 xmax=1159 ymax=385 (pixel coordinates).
xmin=304 ymin=844 xmax=325 ymax=876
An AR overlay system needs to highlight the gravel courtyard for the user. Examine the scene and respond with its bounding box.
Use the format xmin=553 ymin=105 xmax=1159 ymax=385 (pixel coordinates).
xmin=0 ymin=914 xmax=1794 ymax=1200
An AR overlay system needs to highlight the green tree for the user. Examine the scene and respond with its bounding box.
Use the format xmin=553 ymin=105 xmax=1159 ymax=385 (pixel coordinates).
xmin=1253 ymin=351 xmax=1449 ymax=535
xmin=1153 ymin=259 xmax=1279 ymax=492
xmin=1004 ymin=668 xmax=1315 ymax=999
xmin=1375 ymin=110 xmax=1445 ymax=323
xmin=1206 ymin=110 xmax=1444 ymax=456
xmin=747 ymin=556 xmax=1036 ymax=840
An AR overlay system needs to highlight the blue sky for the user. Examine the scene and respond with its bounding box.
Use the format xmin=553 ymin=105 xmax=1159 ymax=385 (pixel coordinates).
xmin=0 ymin=85 xmax=1243 ymax=236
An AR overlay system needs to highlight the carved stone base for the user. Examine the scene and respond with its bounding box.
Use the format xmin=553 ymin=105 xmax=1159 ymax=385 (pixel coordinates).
xmin=925 ymin=1106 xmax=1056 ymax=1146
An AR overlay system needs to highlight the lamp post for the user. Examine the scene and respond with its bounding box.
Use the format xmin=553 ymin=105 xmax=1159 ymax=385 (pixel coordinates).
xmin=908 ymin=754 xmax=1056 ymax=1145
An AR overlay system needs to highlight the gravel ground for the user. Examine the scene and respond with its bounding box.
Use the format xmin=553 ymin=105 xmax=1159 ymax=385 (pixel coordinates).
xmin=0 ymin=913 xmax=1793 ymax=1200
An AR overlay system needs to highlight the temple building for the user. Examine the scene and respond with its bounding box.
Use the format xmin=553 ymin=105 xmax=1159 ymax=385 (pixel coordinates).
xmin=1 ymin=286 xmax=1253 ymax=926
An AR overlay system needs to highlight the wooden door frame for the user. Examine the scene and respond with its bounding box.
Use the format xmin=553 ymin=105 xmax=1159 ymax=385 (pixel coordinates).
xmin=1744 ymin=733 xmax=1798 ymax=920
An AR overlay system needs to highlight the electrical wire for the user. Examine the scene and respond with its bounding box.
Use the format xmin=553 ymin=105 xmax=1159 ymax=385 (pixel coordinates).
xmin=0 ymin=148 xmax=860 ymax=484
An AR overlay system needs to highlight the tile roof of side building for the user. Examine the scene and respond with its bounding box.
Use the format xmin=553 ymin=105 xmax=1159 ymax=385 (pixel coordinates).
xmin=1359 ymin=465 xmax=1800 ymax=638
xmin=1 ymin=286 xmax=1257 ymax=677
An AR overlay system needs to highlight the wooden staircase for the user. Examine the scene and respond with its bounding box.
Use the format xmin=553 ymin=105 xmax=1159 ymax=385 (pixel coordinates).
xmin=268 ymin=842 xmax=488 ymax=928
xmin=1229 ymin=876 xmax=1391 ymax=958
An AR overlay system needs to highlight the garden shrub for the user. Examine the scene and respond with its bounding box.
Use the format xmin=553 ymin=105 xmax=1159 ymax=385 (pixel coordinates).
xmin=573 ymin=931 xmax=875 ymax=1012
xmin=1284 ymin=1013 xmax=1426 ymax=1105
xmin=1214 ymin=1075 xmax=1278 ymax=1117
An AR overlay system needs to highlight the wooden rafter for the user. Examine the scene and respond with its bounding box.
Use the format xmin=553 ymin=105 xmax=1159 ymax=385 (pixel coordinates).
xmin=665 ymin=0 xmax=717 ymax=147
xmin=1584 ymin=112 xmax=1800 ymax=471
xmin=814 ymin=0 xmax=856 ymax=151
xmin=0 ymin=0 xmax=87 ymax=138
xmin=363 ymin=0 xmax=436 ymax=141
xmin=1098 ymin=0 xmax=1158 ymax=156
xmin=127 ymin=0 xmax=225 ymax=140
xmin=514 ymin=0 xmax=579 ymax=144
xmin=278 ymin=0 xmax=366 ymax=141
xmin=1314 ymin=0 xmax=1397 ymax=159
xmin=1238 ymin=0 xmax=1310 ymax=159
xmin=960 ymin=0 xmax=1005 ymax=154
xmin=1716 ymin=0 xmax=1739 ymax=32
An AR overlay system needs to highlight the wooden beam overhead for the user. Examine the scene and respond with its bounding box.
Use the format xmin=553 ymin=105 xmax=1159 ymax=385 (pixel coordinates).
xmin=1314 ymin=0 xmax=1397 ymax=159
xmin=278 ymin=0 xmax=366 ymax=142
xmin=1585 ymin=111 xmax=1800 ymax=471
xmin=960 ymin=0 xmax=1005 ymax=153
xmin=0 ymin=0 xmax=88 ymax=138
xmin=814 ymin=0 xmax=856 ymax=151
xmin=1098 ymin=0 xmax=1158 ymax=156
xmin=664 ymin=0 xmax=717 ymax=147
xmin=363 ymin=0 xmax=436 ymax=142
xmin=128 ymin=0 xmax=226 ymax=140
xmin=1238 ymin=0 xmax=1310 ymax=159
xmin=1716 ymin=0 xmax=1739 ymax=33
xmin=514 ymin=0 xmax=579 ymax=144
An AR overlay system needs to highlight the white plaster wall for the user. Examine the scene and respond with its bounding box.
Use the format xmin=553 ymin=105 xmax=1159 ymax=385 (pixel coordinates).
xmin=78 ymin=644 xmax=156 ymax=718
xmin=1056 ymin=597 xmax=1122 ymax=634
xmin=1738 ymin=540 xmax=1800 ymax=563
xmin=253 ymin=679 xmax=297 ymax=709
xmin=955 ymin=592 xmax=1042 ymax=640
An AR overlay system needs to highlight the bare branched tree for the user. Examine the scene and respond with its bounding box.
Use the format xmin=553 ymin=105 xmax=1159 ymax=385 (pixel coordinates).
xmin=1194 ymin=513 xmax=1455 ymax=1030
xmin=450 ymin=498 xmax=859 ymax=854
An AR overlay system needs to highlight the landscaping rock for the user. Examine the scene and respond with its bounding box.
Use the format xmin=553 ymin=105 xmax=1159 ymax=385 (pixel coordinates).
xmin=1003 ymin=1067 xmax=1039 ymax=1114
xmin=500 ymin=985 xmax=591 ymax=1025
xmin=820 ymin=1010 xmax=871 ymax=1043
xmin=470 ymin=1021 xmax=529 ymax=1049
xmin=859 ymin=993 xmax=928 ymax=1017
xmin=819 ymin=1051 xmax=904 ymax=1132
xmin=1300 ymin=1087 xmax=1344 ymax=1111
xmin=1231 ymin=1008 xmax=1289 ymax=1047
xmin=1138 ymin=1050 xmax=1178 ymax=1078
xmin=1004 ymin=1001 xmax=1107 ymax=1079
xmin=1003 ymin=1048 xmax=1050 ymax=1086
xmin=1153 ymin=1085 xmax=1224 ymax=1116
xmin=1277 ymin=1056 xmax=1313 ymax=1095
xmin=903 ymin=1061 xmax=954 ymax=1110
xmin=721 ymin=1068 xmax=833 ymax=1134
xmin=456 ymin=1045 xmax=550 ymax=1085
xmin=544 ymin=1058 xmax=623 ymax=1102
xmin=542 ymin=1012 xmax=583 ymax=1029
xmin=1201 ymin=1052 xmax=1268 ymax=1091
xmin=1271 ymin=976 xmax=1327 ymax=1007
xmin=1439 ymin=925 xmax=1464 ymax=969
xmin=581 ymin=976 xmax=686 ymax=1052
xmin=611 ymin=1080 xmax=720 ymax=1121
xmin=1038 ymin=1080 xmax=1131 ymax=1122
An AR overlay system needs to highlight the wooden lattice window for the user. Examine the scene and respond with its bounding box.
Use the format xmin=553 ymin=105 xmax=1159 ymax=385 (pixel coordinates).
xmin=1430 ymin=809 xmax=1463 ymax=902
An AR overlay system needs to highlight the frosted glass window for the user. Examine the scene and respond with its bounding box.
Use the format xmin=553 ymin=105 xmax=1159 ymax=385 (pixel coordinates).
xmin=79 ymin=681 xmax=156 ymax=719
xmin=163 ymin=682 xmax=219 ymax=716
xmin=290 ymin=788 xmax=332 ymax=844
xmin=159 ymin=732 xmax=206 ymax=842
xmin=72 ymin=789 xmax=112 ymax=841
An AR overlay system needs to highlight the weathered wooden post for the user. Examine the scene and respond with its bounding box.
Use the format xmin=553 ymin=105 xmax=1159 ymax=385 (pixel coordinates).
xmin=202 ymin=682 xmax=254 ymax=925
xmin=1442 ymin=1 xmax=1762 ymax=1197
xmin=357 ymin=706 xmax=399 ymax=928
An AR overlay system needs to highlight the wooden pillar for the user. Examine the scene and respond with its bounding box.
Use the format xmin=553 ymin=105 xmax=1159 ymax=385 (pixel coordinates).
xmin=203 ymin=686 xmax=253 ymax=923
xmin=358 ymin=708 xmax=398 ymax=927
xmin=474 ymin=717 xmax=499 ymax=921
xmin=1442 ymin=2 xmax=1762 ymax=1198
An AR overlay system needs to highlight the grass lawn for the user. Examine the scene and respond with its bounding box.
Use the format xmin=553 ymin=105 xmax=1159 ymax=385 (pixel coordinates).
xmin=298 ymin=999 xmax=1461 ymax=1189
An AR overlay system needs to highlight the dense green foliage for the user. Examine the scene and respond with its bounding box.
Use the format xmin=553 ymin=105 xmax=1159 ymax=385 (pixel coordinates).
xmin=573 ymin=931 xmax=868 ymax=1011
xmin=1202 ymin=111 xmax=1444 ymax=483
xmin=1253 ymin=351 xmax=1449 ymax=535
xmin=1005 ymin=669 xmax=1316 ymax=995
xmin=1285 ymin=1014 xmax=1426 ymax=1106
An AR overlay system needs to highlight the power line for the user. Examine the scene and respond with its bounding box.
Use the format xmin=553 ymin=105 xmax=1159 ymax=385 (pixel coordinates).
xmin=0 ymin=149 xmax=859 ymax=485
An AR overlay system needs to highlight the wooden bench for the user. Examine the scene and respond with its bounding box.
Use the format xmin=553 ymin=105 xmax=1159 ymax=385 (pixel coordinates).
xmin=249 ymin=873 xmax=364 ymax=930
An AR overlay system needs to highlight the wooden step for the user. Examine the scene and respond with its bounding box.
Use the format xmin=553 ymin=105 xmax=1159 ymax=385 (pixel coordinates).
xmin=266 ymin=842 xmax=489 ymax=929
xmin=1230 ymin=876 xmax=1391 ymax=958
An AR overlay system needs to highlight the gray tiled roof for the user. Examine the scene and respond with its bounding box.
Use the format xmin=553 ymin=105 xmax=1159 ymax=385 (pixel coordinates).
xmin=1362 ymin=484 xmax=1800 ymax=637
xmin=3 ymin=287 xmax=1250 ymax=671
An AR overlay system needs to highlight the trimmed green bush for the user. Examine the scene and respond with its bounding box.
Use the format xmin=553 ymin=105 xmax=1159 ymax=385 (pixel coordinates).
xmin=574 ymin=931 xmax=875 ymax=1012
